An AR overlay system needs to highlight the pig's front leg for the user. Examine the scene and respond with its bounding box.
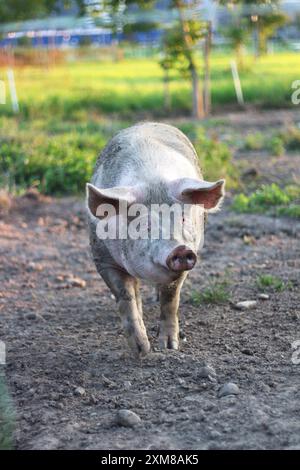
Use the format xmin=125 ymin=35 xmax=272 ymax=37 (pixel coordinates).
xmin=159 ymin=274 xmax=187 ymax=350
xmin=134 ymin=278 xmax=143 ymax=318
xmin=100 ymin=268 xmax=150 ymax=356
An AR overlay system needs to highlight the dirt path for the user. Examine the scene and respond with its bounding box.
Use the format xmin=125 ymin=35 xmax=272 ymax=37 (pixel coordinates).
xmin=0 ymin=190 xmax=299 ymax=449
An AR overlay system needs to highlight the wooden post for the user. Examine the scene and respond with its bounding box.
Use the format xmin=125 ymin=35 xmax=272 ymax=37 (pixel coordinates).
xmin=230 ymin=59 xmax=244 ymax=106
xmin=7 ymin=69 xmax=19 ymax=113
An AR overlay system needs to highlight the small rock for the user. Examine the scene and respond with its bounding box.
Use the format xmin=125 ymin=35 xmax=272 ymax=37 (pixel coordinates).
xmin=116 ymin=409 xmax=141 ymax=427
xmin=235 ymin=300 xmax=257 ymax=310
xmin=218 ymin=382 xmax=240 ymax=398
xmin=68 ymin=277 xmax=86 ymax=288
xmin=123 ymin=381 xmax=132 ymax=390
xmin=74 ymin=386 xmax=86 ymax=397
xmin=198 ymin=365 xmax=217 ymax=381
xmin=258 ymin=293 xmax=269 ymax=300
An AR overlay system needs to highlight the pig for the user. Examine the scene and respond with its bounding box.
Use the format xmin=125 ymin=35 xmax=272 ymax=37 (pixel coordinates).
xmin=86 ymin=122 xmax=225 ymax=355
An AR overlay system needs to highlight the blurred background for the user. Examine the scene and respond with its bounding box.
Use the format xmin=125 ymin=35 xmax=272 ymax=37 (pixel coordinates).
xmin=0 ymin=0 xmax=299 ymax=203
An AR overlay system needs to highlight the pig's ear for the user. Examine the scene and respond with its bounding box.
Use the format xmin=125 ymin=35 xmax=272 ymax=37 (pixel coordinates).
xmin=86 ymin=183 xmax=139 ymax=217
xmin=169 ymin=178 xmax=225 ymax=211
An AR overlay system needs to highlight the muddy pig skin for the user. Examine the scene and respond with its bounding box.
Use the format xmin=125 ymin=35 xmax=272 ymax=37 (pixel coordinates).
xmin=86 ymin=122 xmax=225 ymax=355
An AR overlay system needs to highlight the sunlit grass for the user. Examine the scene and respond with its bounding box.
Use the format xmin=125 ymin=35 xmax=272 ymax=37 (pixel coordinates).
xmin=1 ymin=52 xmax=300 ymax=118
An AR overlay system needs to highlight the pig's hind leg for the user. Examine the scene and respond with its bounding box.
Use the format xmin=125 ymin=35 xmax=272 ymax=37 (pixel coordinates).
xmin=100 ymin=267 xmax=150 ymax=356
xmin=159 ymin=274 xmax=187 ymax=350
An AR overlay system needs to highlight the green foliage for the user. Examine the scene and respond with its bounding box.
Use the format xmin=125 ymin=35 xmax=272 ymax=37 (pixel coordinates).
xmin=250 ymin=12 xmax=289 ymax=55
xmin=177 ymin=123 xmax=238 ymax=188
xmin=267 ymin=136 xmax=285 ymax=156
xmin=222 ymin=19 xmax=250 ymax=67
xmin=0 ymin=119 xmax=107 ymax=194
xmin=191 ymin=280 xmax=230 ymax=305
xmin=0 ymin=374 xmax=14 ymax=450
xmin=159 ymin=19 xmax=206 ymax=78
xmin=280 ymin=126 xmax=300 ymax=150
xmin=232 ymin=183 xmax=300 ymax=218
xmin=256 ymin=274 xmax=286 ymax=292
xmin=244 ymin=132 xmax=264 ymax=151
xmin=194 ymin=128 xmax=239 ymax=188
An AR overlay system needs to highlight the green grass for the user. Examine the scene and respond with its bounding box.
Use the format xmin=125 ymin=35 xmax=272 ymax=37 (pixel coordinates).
xmin=256 ymin=274 xmax=290 ymax=292
xmin=1 ymin=52 xmax=300 ymax=195
xmin=232 ymin=184 xmax=300 ymax=218
xmin=1 ymin=52 xmax=300 ymax=120
xmin=0 ymin=115 xmax=236 ymax=194
xmin=0 ymin=374 xmax=15 ymax=450
xmin=191 ymin=280 xmax=230 ymax=305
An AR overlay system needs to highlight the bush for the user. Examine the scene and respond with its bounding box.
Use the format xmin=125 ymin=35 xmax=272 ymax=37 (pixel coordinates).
xmin=232 ymin=183 xmax=300 ymax=217
xmin=267 ymin=136 xmax=285 ymax=156
xmin=243 ymin=132 xmax=264 ymax=151
xmin=280 ymin=126 xmax=300 ymax=150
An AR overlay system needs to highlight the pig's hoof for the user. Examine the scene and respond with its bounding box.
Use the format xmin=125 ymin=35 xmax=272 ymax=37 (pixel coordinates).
xmin=159 ymin=335 xmax=179 ymax=350
xmin=128 ymin=334 xmax=151 ymax=356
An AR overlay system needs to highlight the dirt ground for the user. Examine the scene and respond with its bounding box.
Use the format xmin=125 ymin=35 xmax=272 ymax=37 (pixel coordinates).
xmin=0 ymin=110 xmax=300 ymax=450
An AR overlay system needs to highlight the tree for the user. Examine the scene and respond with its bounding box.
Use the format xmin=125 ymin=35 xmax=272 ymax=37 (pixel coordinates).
xmin=250 ymin=11 xmax=289 ymax=55
xmin=0 ymin=0 xmax=84 ymax=23
xmin=223 ymin=20 xmax=250 ymax=68
xmin=160 ymin=15 xmax=206 ymax=119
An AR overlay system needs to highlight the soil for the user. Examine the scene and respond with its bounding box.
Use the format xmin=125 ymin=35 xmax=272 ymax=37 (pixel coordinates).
xmin=0 ymin=110 xmax=300 ymax=450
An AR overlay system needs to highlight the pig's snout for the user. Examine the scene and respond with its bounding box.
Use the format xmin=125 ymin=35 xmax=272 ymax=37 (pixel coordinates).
xmin=166 ymin=245 xmax=197 ymax=272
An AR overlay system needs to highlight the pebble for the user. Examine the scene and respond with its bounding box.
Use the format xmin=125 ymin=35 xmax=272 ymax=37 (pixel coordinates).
xmin=74 ymin=386 xmax=86 ymax=397
xmin=198 ymin=365 xmax=217 ymax=381
xmin=218 ymin=382 xmax=240 ymax=398
xmin=116 ymin=409 xmax=141 ymax=427
xmin=235 ymin=300 xmax=257 ymax=310
xmin=123 ymin=381 xmax=132 ymax=390
xmin=258 ymin=293 xmax=269 ymax=300
xmin=68 ymin=277 xmax=86 ymax=288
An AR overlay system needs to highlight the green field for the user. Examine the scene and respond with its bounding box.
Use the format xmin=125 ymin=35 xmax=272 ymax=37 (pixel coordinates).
xmin=0 ymin=52 xmax=300 ymax=195
xmin=1 ymin=52 xmax=300 ymax=119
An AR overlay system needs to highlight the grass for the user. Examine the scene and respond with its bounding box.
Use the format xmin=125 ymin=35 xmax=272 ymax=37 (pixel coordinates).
xmin=1 ymin=52 xmax=300 ymax=195
xmin=191 ymin=280 xmax=230 ymax=305
xmin=0 ymin=374 xmax=15 ymax=450
xmin=232 ymin=184 xmax=300 ymax=218
xmin=1 ymin=52 xmax=300 ymax=120
xmin=256 ymin=274 xmax=290 ymax=292
xmin=0 ymin=115 xmax=236 ymax=194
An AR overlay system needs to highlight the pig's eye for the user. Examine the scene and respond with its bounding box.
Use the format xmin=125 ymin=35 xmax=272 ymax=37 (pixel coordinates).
xmin=182 ymin=217 xmax=185 ymax=223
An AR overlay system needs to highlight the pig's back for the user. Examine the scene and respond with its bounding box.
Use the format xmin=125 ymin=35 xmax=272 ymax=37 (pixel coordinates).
xmin=92 ymin=122 xmax=202 ymax=188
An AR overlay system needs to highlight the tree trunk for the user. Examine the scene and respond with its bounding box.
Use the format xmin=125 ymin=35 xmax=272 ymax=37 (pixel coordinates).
xmin=175 ymin=0 xmax=204 ymax=119
xmin=203 ymin=21 xmax=212 ymax=116
xmin=191 ymin=65 xmax=204 ymax=120
xmin=163 ymin=68 xmax=171 ymax=112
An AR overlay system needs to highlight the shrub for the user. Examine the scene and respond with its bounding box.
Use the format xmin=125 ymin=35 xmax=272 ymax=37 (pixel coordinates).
xmin=232 ymin=183 xmax=299 ymax=217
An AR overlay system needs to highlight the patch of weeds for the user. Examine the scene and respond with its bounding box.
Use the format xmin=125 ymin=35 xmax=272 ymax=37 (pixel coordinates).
xmin=267 ymin=136 xmax=285 ymax=156
xmin=280 ymin=125 xmax=300 ymax=151
xmin=232 ymin=183 xmax=300 ymax=218
xmin=0 ymin=374 xmax=15 ymax=450
xmin=191 ymin=280 xmax=230 ymax=305
xmin=243 ymin=132 xmax=264 ymax=151
xmin=256 ymin=274 xmax=290 ymax=292
xmin=194 ymin=128 xmax=239 ymax=189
